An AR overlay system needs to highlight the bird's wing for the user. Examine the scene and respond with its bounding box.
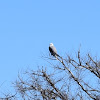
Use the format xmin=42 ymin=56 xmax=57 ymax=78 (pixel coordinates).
xmin=52 ymin=46 xmax=57 ymax=54
xmin=49 ymin=45 xmax=57 ymax=56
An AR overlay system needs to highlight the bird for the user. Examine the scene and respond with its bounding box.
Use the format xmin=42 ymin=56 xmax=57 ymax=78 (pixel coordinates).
xmin=49 ymin=43 xmax=60 ymax=58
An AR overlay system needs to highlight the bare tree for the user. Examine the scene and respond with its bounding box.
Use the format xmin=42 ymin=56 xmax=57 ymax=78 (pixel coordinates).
xmin=0 ymin=50 xmax=100 ymax=100
xmin=0 ymin=93 xmax=17 ymax=100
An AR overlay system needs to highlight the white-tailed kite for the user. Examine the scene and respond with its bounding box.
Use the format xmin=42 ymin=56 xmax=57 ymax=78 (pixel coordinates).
xmin=49 ymin=43 xmax=60 ymax=58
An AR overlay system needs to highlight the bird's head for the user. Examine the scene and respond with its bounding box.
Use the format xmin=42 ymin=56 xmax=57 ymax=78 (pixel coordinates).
xmin=49 ymin=43 xmax=54 ymax=46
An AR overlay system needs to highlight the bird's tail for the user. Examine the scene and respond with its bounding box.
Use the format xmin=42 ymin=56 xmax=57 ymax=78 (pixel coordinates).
xmin=55 ymin=53 xmax=63 ymax=62
xmin=56 ymin=53 xmax=62 ymax=59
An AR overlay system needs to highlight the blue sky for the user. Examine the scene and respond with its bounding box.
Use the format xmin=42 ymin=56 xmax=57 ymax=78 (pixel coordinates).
xmin=0 ymin=0 xmax=100 ymax=95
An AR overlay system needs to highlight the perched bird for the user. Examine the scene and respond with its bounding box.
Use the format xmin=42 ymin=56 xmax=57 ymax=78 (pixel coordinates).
xmin=49 ymin=43 xmax=60 ymax=58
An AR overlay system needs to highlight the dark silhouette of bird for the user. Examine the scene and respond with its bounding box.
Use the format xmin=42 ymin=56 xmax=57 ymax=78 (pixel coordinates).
xmin=49 ymin=43 xmax=60 ymax=58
